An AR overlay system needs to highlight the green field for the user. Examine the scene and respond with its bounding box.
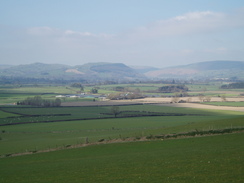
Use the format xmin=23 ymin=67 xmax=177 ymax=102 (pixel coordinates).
xmin=0 ymin=133 xmax=243 ymax=183
xmin=1 ymin=82 xmax=244 ymax=105
xmin=0 ymin=104 xmax=243 ymax=155
xmin=203 ymin=101 xmax=244 ymax=107
xmin=0 ymin=84 xmax=244 ymax=182
xmin=0 ymin=104 xmax=229 ymax=125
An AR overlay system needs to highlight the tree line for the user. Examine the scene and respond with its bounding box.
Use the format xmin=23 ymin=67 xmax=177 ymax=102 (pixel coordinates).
xmin=17 ymin=96 xmax=61 ymax=107
xmin=220 ymin=82 xmax=244 ymax=89
xmin=158 ymin=85 xmax=189 ymax=93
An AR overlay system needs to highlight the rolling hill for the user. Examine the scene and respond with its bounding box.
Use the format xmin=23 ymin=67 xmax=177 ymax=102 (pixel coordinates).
xmin=0 ymin=62 xmax=145 ymax=82
xmin=1 ymin=61 xmax=244 ymax=83
xmin=145 ymin=61 xmax=244 ymax=80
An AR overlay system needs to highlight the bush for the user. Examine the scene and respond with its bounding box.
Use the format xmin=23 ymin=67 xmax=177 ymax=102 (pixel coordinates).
xmin=220 ymin=82 xmax=244 ymax=89
xmin=158 ymin=85 xmax=189 ymax=93
xmin=17 ymin=96 xmax=61 ymax=107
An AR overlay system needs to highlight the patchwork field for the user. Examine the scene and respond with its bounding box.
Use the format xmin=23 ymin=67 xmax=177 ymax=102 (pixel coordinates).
xmin=0 ymin=104 xmax=243 ymax=155
xmin=0 ymin=83 xmax=244 ymax=182
xmin=0 ymin=133 xmax=243 ymax=183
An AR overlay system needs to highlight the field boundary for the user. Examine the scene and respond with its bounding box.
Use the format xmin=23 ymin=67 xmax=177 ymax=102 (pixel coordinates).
xmin=0 ymin=112 xmax=204 ymax=126
xmin=2 ymin=127 xmax=243 ymax=158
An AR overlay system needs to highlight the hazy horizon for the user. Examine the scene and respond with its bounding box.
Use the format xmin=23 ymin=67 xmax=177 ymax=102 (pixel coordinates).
xmin=1 ymin=0 xmax=244 ymax=68
xmin=1 ymin=59 xmax=244 ymax=68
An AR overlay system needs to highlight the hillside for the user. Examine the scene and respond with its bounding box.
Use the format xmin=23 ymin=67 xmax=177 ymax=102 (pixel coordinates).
xmin=145 ymin=61 xmax=244 ymax=80
xmin=1 ymin=61 xmax=244 ymax=83
xmin=0 ymin=62 xmax=145 ymax=83
xmin=130 ymin=65 xmax=159 ymax=74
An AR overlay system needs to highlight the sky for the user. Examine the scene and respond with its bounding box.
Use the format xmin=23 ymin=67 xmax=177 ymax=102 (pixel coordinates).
xmin=0 ymin=0 xmax=244 ymax=68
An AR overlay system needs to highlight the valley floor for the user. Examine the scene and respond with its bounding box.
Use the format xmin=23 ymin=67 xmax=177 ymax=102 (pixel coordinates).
xmin=61 ymin=97 xmax=244 ymax=112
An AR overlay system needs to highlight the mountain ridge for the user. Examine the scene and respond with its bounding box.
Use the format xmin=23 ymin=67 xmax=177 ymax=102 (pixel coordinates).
xmin=1 ymin=60 xmax=244 ymax=82
xmin=145 ymin=60 xmax=244 ymax=79
xmin=0 ymin=62 xmax=145 ymax=82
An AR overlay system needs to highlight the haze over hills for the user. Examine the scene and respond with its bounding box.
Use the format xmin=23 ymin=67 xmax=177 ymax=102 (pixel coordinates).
xmin=144 ymin=61 xmax=244 ymax=80
xmin=0 ymin=61 xmax=244 ymax=83
xmin=0 ymin=62 xmax=145 ymax=82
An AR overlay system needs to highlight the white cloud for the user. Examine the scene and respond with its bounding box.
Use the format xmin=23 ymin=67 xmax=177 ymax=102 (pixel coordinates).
xmin=204 ymin=47 xmax=228 ymax=54
xmin=181 ymin=49 xmax=194 ymax=55
xmin=28 ymin=27 xmax=113 ymax=39
xmin=128 ymin=10 xmax=244 ymax=39
xmin=27 ymin=27 xmax=58 ymax=36
xmin=1 ymin=9 xmax=244 ymax=67
xmin=64 ymin=30 xmax=94 ymax=36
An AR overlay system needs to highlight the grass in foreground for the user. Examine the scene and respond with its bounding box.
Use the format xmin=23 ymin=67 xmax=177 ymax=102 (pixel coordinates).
xmin=1 ymin=114 xmax=243 ymax=155
xmin=0 ymin=133 xmax=243 ymax=183
xmin=1 ymin=103 xmax=244 ymax=155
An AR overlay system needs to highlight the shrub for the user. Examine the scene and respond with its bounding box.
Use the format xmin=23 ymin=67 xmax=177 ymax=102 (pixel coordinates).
xmin=17 ymin=96 xmax=61 ymax=107
xmin=158 ymin=85 xmax=189 ymax=93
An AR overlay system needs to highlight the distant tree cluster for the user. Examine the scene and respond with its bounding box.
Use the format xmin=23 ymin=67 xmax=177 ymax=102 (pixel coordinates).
xmin=107 ymin=92 xmax=144 ymax=100
xmin=17 ymin=96 xmax=61 ymax=107
xmin=90 ymin=88 xmax=98 ymax=94
xmin=70 ymin=83 xmax=84 ymax=89
xmin=113 ymin=86 xmax=125 ymax=91
xmin=0 ymin=76 xmax=82 ymax=85
xmin=220 ymin=82 xmax=244 ymax=89
xmin=158 ymin=85 xmax=189 ymax=93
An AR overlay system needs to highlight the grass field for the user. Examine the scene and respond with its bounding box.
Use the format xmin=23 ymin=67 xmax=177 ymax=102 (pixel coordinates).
xmin=1 ymin=82 xmax=244 ymax=105
xmin=0 ymin=84 xmax=244 ymax=182
xmin=0 ymin=104 xmax=242 ymax=125
xmin=203 ymin=101 xmax=244 ymax=107
xmin=0 ymin=105 xmax=198 ymax=125
xmin=0 ymin=104 xmax=243 ymax=155
xmin=0 ymin=133 xmax=243 ymax=183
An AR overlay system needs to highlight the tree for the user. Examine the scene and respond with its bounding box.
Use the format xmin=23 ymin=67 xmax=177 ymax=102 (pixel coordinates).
xmin=18 ymin=96 xmax=61 ymax=107
xmin=91 ymin=88 xmax=98 ymax=94
xmin=54 ymin=98 xmax=62 ymax=106
xmin=186 ymin=97 xmax=192 ymax=103
xmin=198 ymin=94 xmax=205 ymax=102
xmin=205 ymin=96 xmax=211 ymax=102
xmin=114 ymin=86 xmax=125 ymax=91
xmin=221 ymin=95 xmax=227 ymax=102
xmin=111 ymin=106 xmax=120 ymax=118
xmin=158 ymin=85 xmax=188 ymax=93
xmin=171 ymin=93 xmax=180 ymax=103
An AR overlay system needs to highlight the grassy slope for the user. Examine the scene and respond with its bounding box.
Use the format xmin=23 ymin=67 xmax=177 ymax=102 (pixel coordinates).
xmin=0 ymin=110 xmax=19 ymax=118
xmin=203 ymin=101 xmax=244 ymax=107
xmin=0 ymin=104 xmax=222 ymax=125
xmin=0 ymin=133 xmax=243 ymax=183
xmin=1 ymin=112 xmax=243 ymax=155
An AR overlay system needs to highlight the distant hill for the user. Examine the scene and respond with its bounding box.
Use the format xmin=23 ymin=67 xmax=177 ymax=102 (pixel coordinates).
xmin=145 ymin=61 xmax=244 ymax=80
xmin=0 ymin=62 xmax=145 ymax=82
xmin=0 ymin=65 xmax=13 ymax=70
xmin=1 ymin=61 xmax=244 ymax=83
xmin=130 ymin=65 xmax=159 ymax=74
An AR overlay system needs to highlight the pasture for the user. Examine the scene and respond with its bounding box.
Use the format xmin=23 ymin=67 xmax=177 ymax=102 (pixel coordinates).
xmin=203 ymin=101 xmax=244 ymax=107
xmin=0 ymin=104 xmax=243 ymax=155
xmin=0 ymin=104 xmax=228 ymax=126
xmin=0 ymin=133 xmax=243 ymax=183
xmin=0 ymin=83 xmax=244 ymax=182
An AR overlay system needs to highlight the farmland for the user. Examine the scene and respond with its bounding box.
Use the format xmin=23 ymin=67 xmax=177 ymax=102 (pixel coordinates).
xmin=203 ymin=101 xmax=244 ymax=107
xmin=0 ymin=83 xmax=244 ymax=182
xmin=0 ymin=133 xmax=243 ymax=183
xmin=0 ymin=104 xmax=243 ymax=156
